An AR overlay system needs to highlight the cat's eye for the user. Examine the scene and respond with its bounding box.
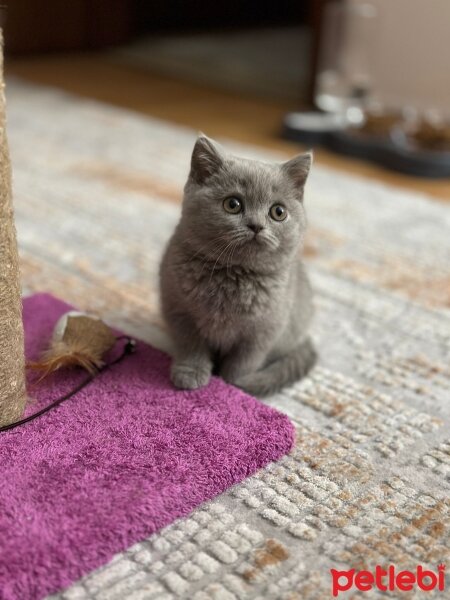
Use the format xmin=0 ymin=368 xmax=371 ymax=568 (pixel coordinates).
xmin=270 ymin=204 xmax=287 ymax=221
xmin=223 ymin=197 xmax=242 ymax=214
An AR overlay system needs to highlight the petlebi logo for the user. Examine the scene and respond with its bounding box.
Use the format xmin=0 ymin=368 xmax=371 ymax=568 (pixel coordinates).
xmin=331 ymin=564 xmax=446 ymax=596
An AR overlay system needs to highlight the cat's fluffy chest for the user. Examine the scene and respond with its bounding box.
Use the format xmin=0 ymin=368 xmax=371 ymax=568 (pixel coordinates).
xmin=176 ymin=256 xmax=284 ymax=344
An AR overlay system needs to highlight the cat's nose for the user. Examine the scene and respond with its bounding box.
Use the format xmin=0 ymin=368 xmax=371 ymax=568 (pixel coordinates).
xmin=247 ymin=223 xmax=263 ymax=234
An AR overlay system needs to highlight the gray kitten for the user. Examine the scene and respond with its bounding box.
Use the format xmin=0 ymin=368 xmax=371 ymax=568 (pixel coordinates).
xmin=159 ymin=135 xmax=316 ymax=396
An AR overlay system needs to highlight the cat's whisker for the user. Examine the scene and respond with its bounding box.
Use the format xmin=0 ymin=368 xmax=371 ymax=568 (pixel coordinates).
xmin=183 ymin=233 xmax=233 ymax=263
xmin=225 ymin=238 xmax=238 ymax=277
xmin=226 ymin=238 xmax=241 ymax=277
xmin=203 ymin=231 xmax=245 ymax=283
xmin=229 ymin=231 xmax=251 ymax=273
xmin=260 ymin=231 xmax=279 ymax=250
xmin=178 ymin=234 xmax=238 ymax=276
xmin=199 ymin=237 xmax=236 ymax=279
xmin=207 ymin=236 xmax=241 ymax=284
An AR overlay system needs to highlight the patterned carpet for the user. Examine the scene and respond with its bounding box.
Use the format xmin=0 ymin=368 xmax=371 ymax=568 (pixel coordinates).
xmin=7 ymin=78 xmax=450 ymax=599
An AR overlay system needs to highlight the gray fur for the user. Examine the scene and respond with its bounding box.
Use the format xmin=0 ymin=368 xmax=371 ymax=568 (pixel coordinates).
xmin=159 ymin=135 xmax=316 ymax=396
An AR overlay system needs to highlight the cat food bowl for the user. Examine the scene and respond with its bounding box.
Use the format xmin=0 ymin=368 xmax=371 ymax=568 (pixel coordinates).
xmin=283 ymin=110 xmax=450 ymax=179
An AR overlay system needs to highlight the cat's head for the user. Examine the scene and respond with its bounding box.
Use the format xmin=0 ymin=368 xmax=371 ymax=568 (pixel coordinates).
xmin=180 ymin=135 xmax=312 ymax=270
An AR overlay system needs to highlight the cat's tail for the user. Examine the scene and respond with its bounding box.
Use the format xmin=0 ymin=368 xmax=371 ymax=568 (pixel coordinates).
xmin=236 ymin=338 xmax=317 ymax=397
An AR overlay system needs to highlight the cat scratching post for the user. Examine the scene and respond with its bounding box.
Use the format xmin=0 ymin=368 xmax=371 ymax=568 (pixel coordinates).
xmin=0 ymin=31 xmax=27 ymax=426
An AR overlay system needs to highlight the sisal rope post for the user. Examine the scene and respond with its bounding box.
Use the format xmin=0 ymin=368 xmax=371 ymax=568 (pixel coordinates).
xmin=0 ymin=30 xmax=27 ymax=426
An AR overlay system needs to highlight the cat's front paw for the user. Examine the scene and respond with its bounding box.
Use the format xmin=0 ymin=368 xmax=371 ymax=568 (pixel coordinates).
xmin=171 ymin=362 xmax=211 ymax=390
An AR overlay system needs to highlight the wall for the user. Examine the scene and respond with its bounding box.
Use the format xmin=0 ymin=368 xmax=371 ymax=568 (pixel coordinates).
xmin=350 ymin=0 xmax=450 ymax=115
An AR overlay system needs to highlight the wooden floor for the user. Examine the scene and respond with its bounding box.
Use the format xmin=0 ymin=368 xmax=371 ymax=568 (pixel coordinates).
xmin=7 ymin=52 xmax=450 ymax=201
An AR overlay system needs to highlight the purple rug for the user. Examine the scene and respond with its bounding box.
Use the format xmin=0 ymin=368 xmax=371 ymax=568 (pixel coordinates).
xmin=0 ymin=293 xmax=295 ymax=600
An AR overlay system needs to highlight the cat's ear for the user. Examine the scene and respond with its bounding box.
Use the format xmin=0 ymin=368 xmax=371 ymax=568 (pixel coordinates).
xmin=190 ymin=134 xmax=225 ymax=183
xmin=281 ymin=151 xmax=313 ymax=195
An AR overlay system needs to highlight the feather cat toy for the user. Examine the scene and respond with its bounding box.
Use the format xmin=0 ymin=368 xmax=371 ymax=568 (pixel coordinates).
xmin=28 ymin=311 xmax=117 ymax=381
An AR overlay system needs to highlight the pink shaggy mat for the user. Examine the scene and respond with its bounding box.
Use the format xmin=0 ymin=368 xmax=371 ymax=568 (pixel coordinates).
xmin=0 ymin=294 xmax=295 ymax=600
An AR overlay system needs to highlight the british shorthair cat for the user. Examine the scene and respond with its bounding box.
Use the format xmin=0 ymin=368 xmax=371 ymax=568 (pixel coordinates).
xmin=160 ymin=135 xmax=316 ymax=396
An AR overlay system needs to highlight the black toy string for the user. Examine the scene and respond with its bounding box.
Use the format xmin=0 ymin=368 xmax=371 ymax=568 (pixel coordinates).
xmin=0 ymin=336 xmax=136 ymax=434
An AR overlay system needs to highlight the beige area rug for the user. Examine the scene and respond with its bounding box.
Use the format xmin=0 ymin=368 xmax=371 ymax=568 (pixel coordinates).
xmin=6 ymin=78 xmax=450 ymax=599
